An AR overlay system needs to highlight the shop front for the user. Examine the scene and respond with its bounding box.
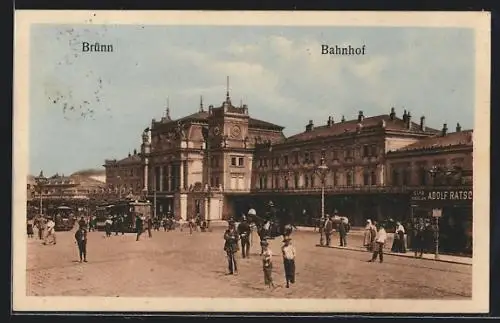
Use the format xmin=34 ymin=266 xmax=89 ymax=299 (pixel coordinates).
xmin=409 ymin=187 xmax=473 ymax=256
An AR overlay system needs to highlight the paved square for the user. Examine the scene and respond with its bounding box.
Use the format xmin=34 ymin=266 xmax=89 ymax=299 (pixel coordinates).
xmin=26 ymin=228 xmax=471 ymax=299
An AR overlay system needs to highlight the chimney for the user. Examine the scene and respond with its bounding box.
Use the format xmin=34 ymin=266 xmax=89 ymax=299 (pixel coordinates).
xmin=133 ymin=149 xmax=137 ymax=155
xmin=390 ymin=107 xmax=396 ymax=120
xmin=406 ymin=111 xmax=412 ymax=129
xmin=341 ymin=115 xmax=346 ymax=122
xmin=420 ymin=116 xmax=426 ymax=131
xmin=208 ymin=105 xmax=213 ymax=115
xmin=128 ymin=152 xmax=131 ymax=157
xmin=402 ymin=109 xmax=408 ymax=123
xmin=456 ymin=123 xmax=462 ymax=132
xmin=327 ymin=116 xmax=334 ymax=127
xmin=305 ymin=120 xmax=314 ymax=132
xmin=442 ymin=123 xmax=448 ymax=136
xmin=358 ymin=110 xmax=364 ymax=122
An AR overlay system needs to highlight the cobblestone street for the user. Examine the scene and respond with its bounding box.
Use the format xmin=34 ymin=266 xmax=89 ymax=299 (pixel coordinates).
xmin=26 ymin=228 xmax=472 ymax=299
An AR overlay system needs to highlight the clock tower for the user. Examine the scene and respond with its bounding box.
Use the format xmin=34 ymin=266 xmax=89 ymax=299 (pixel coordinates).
xmin=206 ymin=77 xmax=252 ymax=195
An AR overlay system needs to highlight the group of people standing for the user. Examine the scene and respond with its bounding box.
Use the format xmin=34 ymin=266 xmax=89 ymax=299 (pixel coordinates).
xmin=28 ymin=216 xmax=57 ymax=245
xmin=318 ymin=211 xmax=350 ymax=247
xmin=223 ymin=213 xmax=297 ymax=290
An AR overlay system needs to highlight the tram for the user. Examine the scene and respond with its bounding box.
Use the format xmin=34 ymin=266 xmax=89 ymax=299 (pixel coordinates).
xmin=95 ymin=199 xmax=152 ymax=232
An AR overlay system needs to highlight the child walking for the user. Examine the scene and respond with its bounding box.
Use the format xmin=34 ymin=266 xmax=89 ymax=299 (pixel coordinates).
xmin=261 ymin=240 xmax=275 ymax=289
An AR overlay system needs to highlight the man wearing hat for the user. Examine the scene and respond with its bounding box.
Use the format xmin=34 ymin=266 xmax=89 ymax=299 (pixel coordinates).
xmin=74 ymin=218 xmax=88 ymax=262
xmin=281 ymin=237 xmax=296 ymax=288
xmin=238 ymin=215 xmax=251 ymax=258
xmin=368 ymin=222 xmax=387 ymax=263
xmin=223 ymin=220 xmax=239 ymax=275
xmin=324 ymin=214 xmax=334 ymax=247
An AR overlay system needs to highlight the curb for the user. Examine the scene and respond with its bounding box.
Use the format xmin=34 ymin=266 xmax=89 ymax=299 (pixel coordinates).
xmin=315 ymin=244 xmax=472 ymax=266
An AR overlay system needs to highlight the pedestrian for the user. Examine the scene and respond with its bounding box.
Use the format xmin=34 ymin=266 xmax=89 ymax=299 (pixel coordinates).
xmin=35 ymin=216 xmax=44 ymax=240
xmin=318 ymin=215 xmax=327 ymax=246
xmin=120 ymin=215 xmax=126 ymax=235
xmin=136 ymin=214 xmax=144 ymax=241
xmin=323 ymin=214 xmax=334 ymax=247
xmin=78 ymin=216 xmax=86 ymax=230
xmin=391 ymin=222 xmax=406 ymax=253
xmin=147 ymin=217 xmax=153 ymax=238
xmin=238 ymin=216 xmax=251 ymax=258
xmin=281 ymin=237 xmax=296 ymax=288
xmin=44 ymin=218 xmax=56 ymax=245
xmin=413 ymin=218 xmax=425 ymax=258
xmin=338 ymin=217 xmax=347 ymax=247
xmin=104 ymin=217 xmax=113 ymax=237
xmin=75 ymin=222 xmax=88 ymax=262
xmin=27 ymin=219 xmax=34 ymax=238
xmin=363 ymin=220 xmax=376 ymax=251
xmin=368 ymin=223 xmax=387 ymax=263
xmin=223 ymin=220 xmax=239 ymax=275
xmin=261 ymin=240 xmax=275 ymax=289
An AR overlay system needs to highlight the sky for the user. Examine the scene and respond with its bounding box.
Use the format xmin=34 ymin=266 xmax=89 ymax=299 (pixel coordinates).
xmin=29 ymin=25 xmax=475 ymax=176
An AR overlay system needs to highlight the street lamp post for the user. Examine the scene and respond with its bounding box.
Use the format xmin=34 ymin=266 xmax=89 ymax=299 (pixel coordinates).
xmin=35 ymin=170 xmax=48 ymax=217
xmin=316 ymin=155 xmax=329 ymax=219
xmin=428 ymin=165 xmax=441 ymax=260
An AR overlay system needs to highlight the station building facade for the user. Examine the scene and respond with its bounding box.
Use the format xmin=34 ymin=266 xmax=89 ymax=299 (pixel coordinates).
xmin=104 ymin=87 xmax=473 ymax=229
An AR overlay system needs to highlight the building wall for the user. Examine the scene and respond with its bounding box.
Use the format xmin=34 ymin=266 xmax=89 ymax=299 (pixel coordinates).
xmin=386 ymin=148 xmax=473 ymax=186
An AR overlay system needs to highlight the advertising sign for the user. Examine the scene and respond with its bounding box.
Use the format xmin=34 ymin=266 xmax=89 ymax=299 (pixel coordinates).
xmin=410 ymin=189 xmax=473 ymax=205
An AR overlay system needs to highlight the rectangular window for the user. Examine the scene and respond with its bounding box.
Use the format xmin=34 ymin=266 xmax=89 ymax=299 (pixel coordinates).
xmin=392 ymin=169 xmax=400 ymax=185
xmin=363 ymin=145 xmax=369 ymax=157
xmin=259 ymin=158 xmax=263 ymax=167
xmin=419 ymin=168 xmax=427 ymax=185
xmin=332 ymin=150 xmax=338 ymax=160
xmin=294 ymin=174 xmax=299 ymax=188
xmin=371 ymin=171 xmax=377 ymax=186
xmin=304 ymin=152 xmax=310 ymax=164
xmin=370 ymin=145 xmax=377 ymax=157
xmin=284 ymin=155 xmax=289 ymax=165
xmin=274 ymin=157 xmax=280 ymax=166
xmin=231 ymin=157 xmax=237 ymax=166
xmin=284 ymin=178 xmax=289 ymax=189
xmin=293 ymin=152 xmax=299 ymax=164
xmin=332 ymin=171 xmax=338 ymax=186
xmin=238 ymin=157 xmax=244 ymax=166
xmin=274 ymin=177 xmax=279 ymax=189
xmin=363 ymin=173 xmax=370 ymax=186
xmin=311 ymin=175 xmax=315 ymax=187
xmin=305 ymin=175 xmax=309 ymax=188
xmin=310 ymin=152 xmax=315 ymax=164
xmin=346 ymin=172 xmax=353 ymax=186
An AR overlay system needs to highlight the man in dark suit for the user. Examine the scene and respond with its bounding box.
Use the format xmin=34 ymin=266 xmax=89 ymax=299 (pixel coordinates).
xmin=338 ymin=219 xmax=347 ymax=247
xmin=136 ymin=214 xmax=144 ymax=241
xmin=223 ymin=220 xmax=239 ymax=275
xmin=74 ymin=222 xmax=88 ymax=262
xmin=238 ymin=216 xmax=251 ymax=258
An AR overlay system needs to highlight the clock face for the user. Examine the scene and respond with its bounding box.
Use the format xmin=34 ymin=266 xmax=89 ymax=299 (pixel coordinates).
xmin=231 ymin=125 xmax=241 ymax=138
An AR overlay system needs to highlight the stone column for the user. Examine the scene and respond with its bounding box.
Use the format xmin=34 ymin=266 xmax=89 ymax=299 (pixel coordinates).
xmin=159 ymin=165 xmax=164 ymax=191
xmin=378 ymin=164 xmax=385 ymax=186
xmin=168 ymin=164 xmax=172 ymax=191
xmin=179 ymin=161 xmax=184 ymax=190
xmin=143 ymin=159 xmax=149 ymax=192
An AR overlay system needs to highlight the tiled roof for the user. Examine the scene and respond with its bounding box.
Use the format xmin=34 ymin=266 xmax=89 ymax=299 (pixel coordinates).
xmin=116 ymin=154 xmax=142 ymax=165
xmin=285 ymin=114 xmax=439 ymax=143
xmin=156 ymin=109 xmax=283 ymax=130
xmin=249 ymin=117 xmax=284 ymax=130
xmin=391 ymin=129 xmax=473 ymax=152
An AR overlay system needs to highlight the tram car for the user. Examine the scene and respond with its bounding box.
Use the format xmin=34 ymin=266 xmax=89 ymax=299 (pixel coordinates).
xmin=96 ymin=199 xmax=152 ymax=233
xmin=54 ymin=206 xmax=76 ymax=231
